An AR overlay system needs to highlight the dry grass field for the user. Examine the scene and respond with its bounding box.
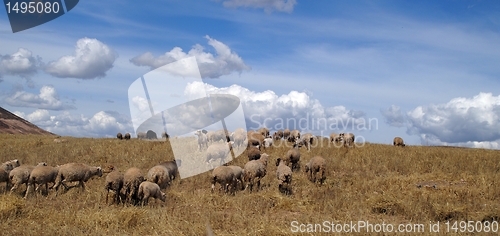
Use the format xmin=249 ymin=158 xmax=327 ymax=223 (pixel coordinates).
xmin=0 ymin=133 xmax=500 ymax=235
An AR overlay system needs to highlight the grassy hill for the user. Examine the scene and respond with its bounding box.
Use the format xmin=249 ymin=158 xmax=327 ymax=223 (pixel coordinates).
xmin=0 ymin=134 xmax=499 ymax=235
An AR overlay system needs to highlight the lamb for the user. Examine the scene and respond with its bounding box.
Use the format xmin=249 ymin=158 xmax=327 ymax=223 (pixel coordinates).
xmin=122 ymin=167 xmax=145 ymax=205
xmin=276 ymin=158 xmax=292 ymax=195
xmin=205 ymin=141 xmax=234 ymax=166
xmin=124 ymin=133 xmax=131 ymax=140
xmin=104 ymin=165 xmax=124 ymax=204
xmin=263 ymin=137 xmax=273 ymax=149
xmin=243 ymin=153 xmax=269 ymax=192
xmin=159 ymin=160 xmax=181 ymax=181
xmin=147 ymin=165 xmax=171 ymax=189
xmin=247 ymin=146 xmax=261 ymax=161
xmin=25 ymin=165 xmax=60 ymax=198
xmin=51 ymin=163 xmax=103 ymax=195
xmin=305 ymin=156 xmax=326 ymax=184
xmin=283 ymin=143 xmax=301 ymax=171
xmin=117 ymin=132 xmax=123 ymax=140
xmin=195 ymin=130 xmax=209 ymax=151
xmin=9 ymin=162 xmax=47 ymax=193
xmin=138 ymin=181 xmax=166 ymax=206
xmin=211 ymin=166 xmax=237 ymax=194
xmin=393 ymin=137 xmax=405 ymax=147
xmin=283 ymin=128 xmax=291 ymax=141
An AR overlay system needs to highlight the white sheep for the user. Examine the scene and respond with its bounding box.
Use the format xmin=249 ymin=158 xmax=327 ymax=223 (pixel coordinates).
xmin=205 ymin=141 xmax=234 ymax=166
xmin=104 ymin=165 xmax=124 ymax=204
xmin=122 ymin=167 xmax=144 ymax=205
xmin=195 ymin=130 xmax=208 ymax=151
xmin=147 ymin=165 xmax=171 ymax=189
xmin=51 ymin=163 xmax=103 ymax=195
xmin=276 ymin=158 xmax=292 ymax=195
xmin=243 ymin=153 xmax=269 ymax=192
xmin=283 ymin=143 xmax=301 ymax=171
xmin=305 ymin=156 xmax=326 ymax=184
xmin=211 ymin=166 xmax=237 ymax=194
xmin=24 ymin=165 xmax=60 ymax=198
xmin=9 ymin=162 xmax=47 ymax=193
xmin=263 ymin=137 xmax=273 ymax=149
xmin=138 ymin=181 xmax=166 ymax=206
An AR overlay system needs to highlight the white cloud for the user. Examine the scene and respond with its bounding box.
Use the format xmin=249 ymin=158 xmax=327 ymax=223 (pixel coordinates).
xmin=44 ymin=38 xmax=117 ymax=79
xmin=219 ymin=0 xmax=297 ymax=13
xmin=185 ymin=82 xmax=368 ymax=134
xmin=0 ymin=48 xmax=42 ymax=78
xmin=20 ymin=109 xmax=133 ymax=138
xmin=130 ymin=35 xmax=250 ymax=78
xmin=5 ymin=85 xmax=75 ymax=111
xmin=384 ymin=92 xmax=500 ymax=149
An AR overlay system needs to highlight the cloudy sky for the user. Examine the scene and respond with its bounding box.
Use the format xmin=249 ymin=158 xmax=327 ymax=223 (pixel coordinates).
xmin=1 ymin=0 xmax=500 ymax=149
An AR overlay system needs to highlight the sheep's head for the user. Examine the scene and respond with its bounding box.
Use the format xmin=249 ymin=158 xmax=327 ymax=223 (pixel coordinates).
xmin=96 ymin=167 xmax=103 ymax=177
xmin=37 ymin=162 xmax=48 ymax=167
xmin=275 ymin=158 xmax=282 ymax=167
xmin=160 ymin=191 xmax=166 ymax=202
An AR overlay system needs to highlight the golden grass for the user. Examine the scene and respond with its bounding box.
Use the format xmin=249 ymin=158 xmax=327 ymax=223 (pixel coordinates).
xmin=0 ymin=134 xmax=499 ymax=235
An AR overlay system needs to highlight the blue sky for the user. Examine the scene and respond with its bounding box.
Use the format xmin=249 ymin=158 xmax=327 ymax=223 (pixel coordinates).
xmin=1 ymin=0 xmax=500 ymax=148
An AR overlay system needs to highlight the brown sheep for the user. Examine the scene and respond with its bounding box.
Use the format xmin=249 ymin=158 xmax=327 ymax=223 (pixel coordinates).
xmin=247 ymin=146 xmax=261 ymax=161
xmin=117 ymin=132 xmax=123 ymax=140
xmin=284 ymin=143 xmax=301 ymax=171
xmin=305 ymin=156 xmax=326 ymax=184
xmin=9 ymin=162 xmax=47 ymax=193
xmin=393 ymin=137 xmax=405 ymax=147
xmin=51 ymin=163 xmax=103 ymax=195
xmin=288 ymin=129 xmax=300 ymax=142
xmin=340 ymin=133 xmax=355 ymax=147
xmin=283 ymin=128 xmax=291 ymax=141
xmin=25 ymin=165 xmax=60 ymax=198
xmin=258 ymin=127 xmax=270 ymax=137
xmin=159 ymin=160 xmax=182 ymax=182
xmin=124 ymin=133 xmax=131 ymax=140
xmin=211 ymin=166 xmax=237 ymax=194
xmin=105 ymin=166 xmax=124 ymax=204
xmin=122 ymin=167 xmax=144 ymax=205
xmin=276 ymin=158 xmax=292 ymax=195
xmin=248 ymin=131 xmax=264 ymax=149
xmin=243 ymin=153 xmax=269 ymax=192
xmin=147 ymin=165 xmax=171 ymax=189
xmin=330 ymin=132 xmax=342 ymax=144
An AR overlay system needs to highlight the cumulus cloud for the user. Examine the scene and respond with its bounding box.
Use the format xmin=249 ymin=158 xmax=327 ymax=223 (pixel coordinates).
xmin=184 ymin=82 xmax=371 ymax=134
xmin=130 ymin=35 xmax=250 ymax=78
xmin=18 ymin=109 xmax=133 ymax=137
xmin=0 ymin=48 xmax=42 ymax=78
xmin=218 ymin=0 xmax=297 ymax=13
xmin=383 ymin=92 xmax=500 ymax=149
xmin=5 ymin=85 xmax=75 ymax=110
xmin=44 ymin=38 xmax=117 ymax=79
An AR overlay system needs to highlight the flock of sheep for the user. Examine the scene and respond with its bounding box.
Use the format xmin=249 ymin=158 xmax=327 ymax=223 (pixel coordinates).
xmin=1 ymin=128 xmax=406 ymax=206
xmin=0 ymin=158 xmax=180 ymax=206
